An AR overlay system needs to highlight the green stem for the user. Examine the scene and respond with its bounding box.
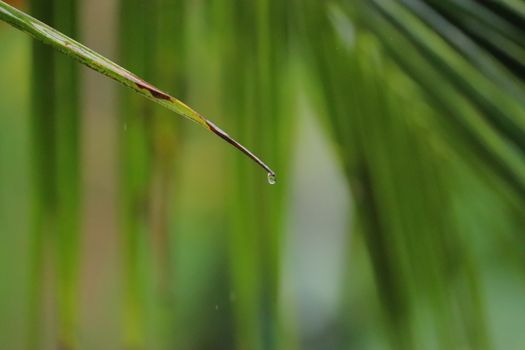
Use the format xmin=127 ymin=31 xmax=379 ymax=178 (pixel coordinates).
xmin=119 ymin=0 xmax=150 ymax=348
xmin=26 ymin=0 xmax=81 ymax=347
xmin=53 ymin=0 xmax=80 ymax=347
xmin=28 ymin=0 xmax=56 ymax=348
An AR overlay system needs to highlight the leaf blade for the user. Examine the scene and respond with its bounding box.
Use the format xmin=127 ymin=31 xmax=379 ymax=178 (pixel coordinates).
xmin=0 ymin=0 xmax=276 ymax=178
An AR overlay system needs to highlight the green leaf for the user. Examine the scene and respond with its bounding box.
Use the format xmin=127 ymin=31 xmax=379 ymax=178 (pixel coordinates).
xmin=0 ymin=0 xmax=275 ymax=180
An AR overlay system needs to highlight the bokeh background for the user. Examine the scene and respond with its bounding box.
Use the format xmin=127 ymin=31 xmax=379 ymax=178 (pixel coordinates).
xmin=1 ymin=0 xmax=525 ymax=349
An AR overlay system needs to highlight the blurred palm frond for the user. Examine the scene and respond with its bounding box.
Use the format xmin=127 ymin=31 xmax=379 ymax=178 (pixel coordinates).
xmin=298 ymin=1 xmax=525 ymax=349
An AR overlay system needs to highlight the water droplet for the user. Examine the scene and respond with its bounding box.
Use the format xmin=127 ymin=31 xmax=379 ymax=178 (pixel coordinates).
xmin=267 ymin=173 xmax=276 ymax=185
xmin=215 ymin=305 xmax=219 ymax=310
xmin=124 ymin=123 xmax=128 ymax=131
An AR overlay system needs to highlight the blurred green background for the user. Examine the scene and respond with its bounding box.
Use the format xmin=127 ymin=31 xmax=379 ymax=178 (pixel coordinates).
xmin=1 ymin=0 xmax=525 ymax=349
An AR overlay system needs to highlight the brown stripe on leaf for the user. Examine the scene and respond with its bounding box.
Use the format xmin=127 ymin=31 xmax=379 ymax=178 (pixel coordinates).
xmin=205 ymin=120 xmax=276 ymax=177
xmin=135 ymin=81 xmax=171 ymax=100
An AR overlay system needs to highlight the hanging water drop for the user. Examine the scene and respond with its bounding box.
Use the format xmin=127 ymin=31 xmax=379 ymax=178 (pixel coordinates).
xmin=205 ymin=120 xmax=276 ymax=184
xmin=267 ymin=173 xmax=276 ymax=185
